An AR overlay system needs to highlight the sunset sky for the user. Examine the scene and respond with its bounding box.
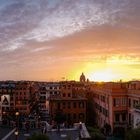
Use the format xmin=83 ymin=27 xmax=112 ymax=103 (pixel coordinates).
xmin=0 ymin=0 xmax=140 ymax=81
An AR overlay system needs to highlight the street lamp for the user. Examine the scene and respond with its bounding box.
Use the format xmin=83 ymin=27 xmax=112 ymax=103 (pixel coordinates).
xmin=79 ymin=122 xmax=82 ymax=129
xmin=79 ymin=122 xmax=82 ymax=139
xmin=15 ymin=111 xmax=19 ymax=128
xmin=15 ymin=111 xmax=19 ymax=140
xmin=15 ymin=112 xmax=19 ymax=116
xmin=14 ymin=130 xmax=19 ymax=140
xmin=3 ymin=111 xmax=6 ymax=115
xmin=2 ymin=112 xmax=6 ymax=125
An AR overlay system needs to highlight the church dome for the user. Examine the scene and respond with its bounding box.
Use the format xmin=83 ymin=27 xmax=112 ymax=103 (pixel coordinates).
xmin=80 ymin=73 xmax=86 ymax=82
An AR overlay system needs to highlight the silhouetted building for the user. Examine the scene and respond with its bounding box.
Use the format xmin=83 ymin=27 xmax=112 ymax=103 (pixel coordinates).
xmin=80 ymin=73 xmax=86 ymax=83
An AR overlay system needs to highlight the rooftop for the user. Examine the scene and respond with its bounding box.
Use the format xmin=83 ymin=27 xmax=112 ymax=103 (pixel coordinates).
xmin=1 ymin=123 xmax=90 ymax=140
xmin=47 ymin=129 xmax=79 ymax=140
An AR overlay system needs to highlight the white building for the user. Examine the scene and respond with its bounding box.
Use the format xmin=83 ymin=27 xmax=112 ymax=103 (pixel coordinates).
xmin=39 ymin=82 xmax=60 ymax=114
xmin=133 ymin=108 xmax=140 ymax=128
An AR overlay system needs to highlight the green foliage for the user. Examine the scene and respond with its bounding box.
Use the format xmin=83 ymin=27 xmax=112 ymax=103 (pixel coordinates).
xmin=66 ymin=135 xmax=71 ymax=140
xmin=90 ymin=131 xmax=106 ymax=140
xmin=87 ymin=126 xmax=101 ymax=133
xmin=87 ymin=126 xmax=106 ymax=140
xmin=54 ymin=111 xmax=66 ymax=124
xmin=27 ymin=133 xmax=50 ymax=140
xmin=125 ymin=128 xmax=140 ymax=140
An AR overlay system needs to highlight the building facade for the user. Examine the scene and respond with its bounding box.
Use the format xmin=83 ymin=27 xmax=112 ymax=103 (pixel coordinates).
xmin=88 ymin=81 xmax=140 ymax=134
xmin=127 ymin=81 xmax=140 ymax=129
xmin=0 ymin=81 xmax=39 ymax=120
xmin=49 ymin=81 xmax=87 ymax=124
xmin=89 ymin=82 xmax=128 ymax=134
xmin=133 ymin=108 xmax=140 ymax=128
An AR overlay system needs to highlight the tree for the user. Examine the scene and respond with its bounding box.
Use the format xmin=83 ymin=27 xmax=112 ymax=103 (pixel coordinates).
xmin=54 ymin=110 xmax=66 ymax=131
xmin=104 ymin=123 xmax=111 ymax=136
xmin=25 ymin=121 xmax=30 ymax=133
xmin=66 ymin=135 xmax=71 ymax=140
xmin=87 ymin=126 xmax=106 ymax=140
xmin=27 ymin=133 xmax=50 ymax=140
xmin=113 ymin=127 xmax=125 ymax=137
xmin=125 ymin=128 xmax=140 ymax=140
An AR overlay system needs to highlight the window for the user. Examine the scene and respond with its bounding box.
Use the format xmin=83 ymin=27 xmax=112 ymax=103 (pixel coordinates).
xmin=100 ymin=106 xmax=102 ymax=112
xmin=106 ymin=110 xmax=108 ymax=117
xmin=107 ymin=97 xmax=109 ymax=103
xmin=73 ymin=102 xmax=76 ymax=108
xmin=6 ymin=107 xmax=9 ymax=111
xmin=57 ymin=103 xmax=60 ymax=110
xmin=129 ymin=113 xmax=131 ymax=125
xmin=122 ymin=98 xmax=127 ymax=106
xmin=10 ymin=103 xmax=14 ymax=106
xmin=8 ymin=89 xmax=11 ymax=93
xmin=67 ymin=113 xmax=71 ymax=119
xmin=23 ymin=101 xmax=26 ymax=105
xmin=133 ymin=100 xmax=138 ymax=107
xmin=79 ymin=113 xmax=85 ymax=120
xmin=63 ymin=102 xmax=66 ymax=109
xmin=68 ymin=93 xmax=71 ymax=97
xmin=122 ymin=113 xmax=126 ymax=122
xmin=129 ymin=99 xmax=131 ymax=107
xmin=73 ymin=113 xmax=77 ymax=119
xmin=115 ymin=114 xmax=120 ymax=122
xmin=113 ymin=98 xmax=120 ymax=107
xmin=79 ymin=102 xmax=84 ymax=108
xmin=132 ymin=84 xmax=136 ymax=89
xmin=102 ymin=96 xmax=105 ymax=102
xmin=68 ymin=102 xmax=71 ymax=109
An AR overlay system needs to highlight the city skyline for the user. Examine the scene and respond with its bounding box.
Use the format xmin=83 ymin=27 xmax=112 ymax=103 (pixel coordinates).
xmin=0 ymin=0 xmax=140 ymax=81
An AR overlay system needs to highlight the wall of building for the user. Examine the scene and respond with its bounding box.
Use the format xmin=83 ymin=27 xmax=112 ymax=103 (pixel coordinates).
xmin=49 ymin=81 xmax=87 ymax=124
xmin=133 ymin=109 xmax=140 ymax=128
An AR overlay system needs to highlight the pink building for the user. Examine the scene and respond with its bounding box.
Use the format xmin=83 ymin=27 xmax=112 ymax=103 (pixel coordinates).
xmin=88 ymin=81 xmax=140 ymax=134
xmin=127 ymin=81 xmax=140 ymax=128
xmin=90 ymin=82 xmax=128 ymax=134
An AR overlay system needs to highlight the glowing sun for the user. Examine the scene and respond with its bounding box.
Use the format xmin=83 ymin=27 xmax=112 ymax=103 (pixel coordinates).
xmin=88 ymin=69 xmax=120 ymax=82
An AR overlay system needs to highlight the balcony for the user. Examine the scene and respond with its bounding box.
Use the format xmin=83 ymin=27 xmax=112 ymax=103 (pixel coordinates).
xmin=114 ymin=121 xmax=128 ymax=127
xmin=134 ymin=104 xmax=140 ymax=113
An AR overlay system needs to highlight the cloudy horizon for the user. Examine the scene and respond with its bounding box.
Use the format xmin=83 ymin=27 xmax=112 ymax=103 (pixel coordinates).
xmin=0 ymin=0 xmax=140 ymax=81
